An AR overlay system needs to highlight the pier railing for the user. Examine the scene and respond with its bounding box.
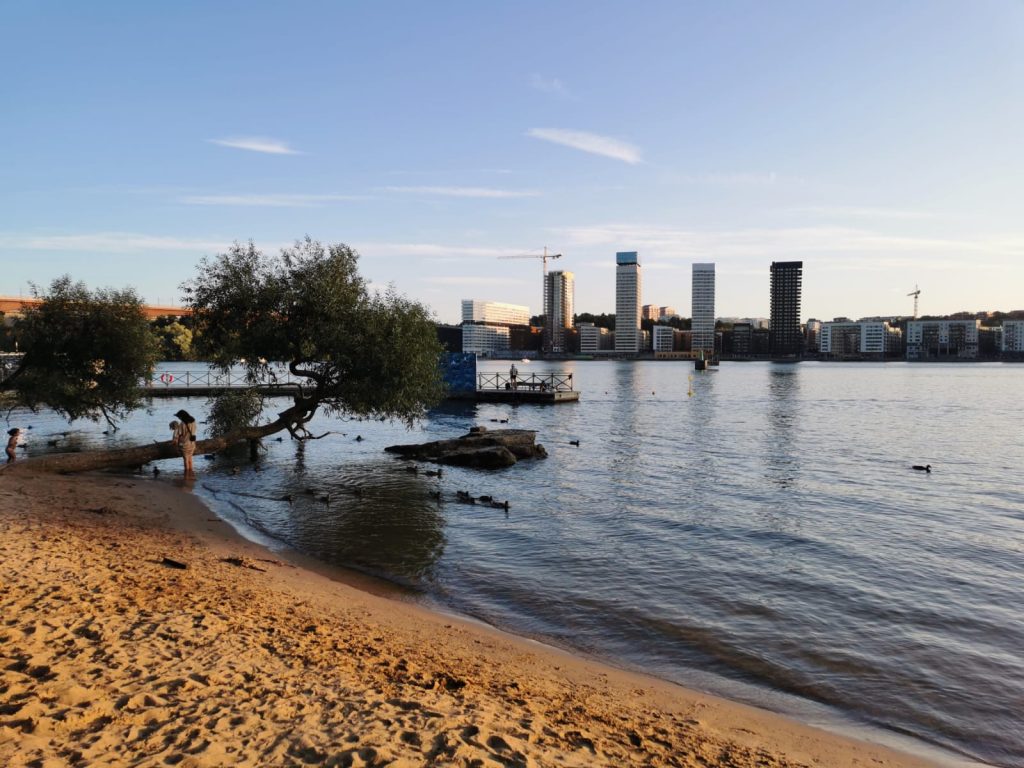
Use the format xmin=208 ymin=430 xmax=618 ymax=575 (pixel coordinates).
xmin=146 ymin=369 xmax=303 ymax=390
xmin=477 ymin=371 xmax=574 ymax=392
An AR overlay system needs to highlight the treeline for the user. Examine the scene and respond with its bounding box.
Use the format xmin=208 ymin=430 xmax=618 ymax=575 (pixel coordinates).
xmin=0 ymin=312 xmax=197 ymax=361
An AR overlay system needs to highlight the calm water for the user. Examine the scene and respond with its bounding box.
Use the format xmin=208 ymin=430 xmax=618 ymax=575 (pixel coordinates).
xmin=9 ymin=361 xmax=1023 ymax=766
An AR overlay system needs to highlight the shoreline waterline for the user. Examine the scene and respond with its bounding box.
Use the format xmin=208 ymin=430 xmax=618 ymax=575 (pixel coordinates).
xmin=0 ymin=468 xmax=971 ymax=767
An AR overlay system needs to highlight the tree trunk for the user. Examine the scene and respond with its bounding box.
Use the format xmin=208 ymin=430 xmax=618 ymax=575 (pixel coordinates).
xmin=0 ymin=420 xmax=291 ymax=475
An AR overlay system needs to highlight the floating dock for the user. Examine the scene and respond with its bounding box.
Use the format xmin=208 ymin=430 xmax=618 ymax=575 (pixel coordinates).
xmin=463 ymin=371 xmax=579 ymax=404
xmin=145 ymin=370 xmax=304 ymax=398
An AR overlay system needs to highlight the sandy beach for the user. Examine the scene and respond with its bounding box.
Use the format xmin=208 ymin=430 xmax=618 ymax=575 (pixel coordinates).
xmin=0 ymin=470 xmax=945 ymax=768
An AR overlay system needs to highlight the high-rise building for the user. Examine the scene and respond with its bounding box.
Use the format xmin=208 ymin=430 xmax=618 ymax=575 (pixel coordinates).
xmin=543 ymin=270 xmax=574 ymax=352
xmin=615 ymin=251 xmax=641 ymax=354
xmin=461 ymin=299 xmax=530 ymax=354
xmin=691 ymin=263 xmax=715 ymax=355
xmin=769 ymin=261 xmax=803 ymax=357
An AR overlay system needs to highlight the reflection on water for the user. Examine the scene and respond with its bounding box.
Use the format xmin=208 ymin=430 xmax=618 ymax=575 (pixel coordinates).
xmin=9 ymin=360 xmax=1024 ymax=767
xmin=764 ymin=365 xmax=801 ymax=489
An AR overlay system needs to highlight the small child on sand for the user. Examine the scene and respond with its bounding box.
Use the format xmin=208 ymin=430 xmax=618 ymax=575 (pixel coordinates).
xmin=6 ymin=428 xmax=20 ymax=464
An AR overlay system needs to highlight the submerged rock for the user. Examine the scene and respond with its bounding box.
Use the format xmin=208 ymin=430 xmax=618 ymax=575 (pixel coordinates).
xmin=384 ymin=427 xmax=547 ymax=469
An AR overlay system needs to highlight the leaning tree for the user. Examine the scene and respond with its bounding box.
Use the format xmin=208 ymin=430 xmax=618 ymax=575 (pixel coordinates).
xmin=1 ymin=238 xmax=446 ymax=473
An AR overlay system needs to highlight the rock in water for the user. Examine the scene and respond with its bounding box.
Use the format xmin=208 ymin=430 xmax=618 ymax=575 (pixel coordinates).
xmin=384 ymin=427 xmax=547 ymax=470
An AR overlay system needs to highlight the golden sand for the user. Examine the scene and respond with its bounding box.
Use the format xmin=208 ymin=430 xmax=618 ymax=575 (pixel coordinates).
xmin=0 ymin=471 xmax=941 ymax=767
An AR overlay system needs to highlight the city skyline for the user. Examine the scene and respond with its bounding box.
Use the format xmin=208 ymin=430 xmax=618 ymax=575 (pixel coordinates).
xmin=3 ymin=3 xmax=1023 ymax=324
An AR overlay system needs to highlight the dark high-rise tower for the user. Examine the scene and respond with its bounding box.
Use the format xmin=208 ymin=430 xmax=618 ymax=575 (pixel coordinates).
xmin=769 ymin=261 xmax=803 ymax=357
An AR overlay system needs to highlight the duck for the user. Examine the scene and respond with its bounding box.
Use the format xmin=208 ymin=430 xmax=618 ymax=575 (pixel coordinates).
xmin=404 ymin=465 xmax=419 ymax=474
xmin=569 ymin=440 xmax=580 ymax=447
xmin=282 ymin=494 xmax=294 ymax=504
xmin=152 ymin=466 xmax=161 ymax=477
xmin=423 ymin=468 xmax=443 ymax=478
xmin=318 ymin=493 xmax=331 ymax=504
xmin=490 ymin=500 xmax=510 ymax=511
xmin=430 ymin=490 xmax=442 ymax=501
xmin=499 ymin=419 xmax=509 ymax=424
xmin=912 ymin=464 xmax=932 ymax=473
xmin=355 ymin=435 xmax=364 ymax=442
xmin=456 ymin=491 xmax=476 ymax=504
xmin=478 ymin=495 xmax=493 ymax=503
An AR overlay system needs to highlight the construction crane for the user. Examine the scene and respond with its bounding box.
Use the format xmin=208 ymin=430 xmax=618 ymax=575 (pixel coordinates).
xmin=907 ymin=284 xmax=921 ymax=319
xmin=498 ymin=247 xmax=562 ymax=276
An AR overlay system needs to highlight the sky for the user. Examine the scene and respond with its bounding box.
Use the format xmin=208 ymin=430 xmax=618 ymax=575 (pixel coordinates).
xmin=2 ymin=1 xmax=1022 ymax=324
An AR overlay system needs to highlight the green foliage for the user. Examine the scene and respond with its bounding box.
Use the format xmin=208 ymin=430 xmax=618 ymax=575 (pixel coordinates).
xmin=184 ymin=237 xmax=445 ymax=428
xmin=151 ymin=318 xmax=193 ymax=360
xmin=574 ymin=312 xmax=615 ymax=330
xmin=4 ymin=276 xmax=158 ymax=425
xmin=206 ymin=389 xmax=265 ymax=437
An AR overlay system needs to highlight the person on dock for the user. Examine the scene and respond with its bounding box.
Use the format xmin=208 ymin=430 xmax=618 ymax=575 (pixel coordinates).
xmin=509 ymin=363 xmax=518 ymax=390
xmin=172 ymin=409 xmax=198 ymax=476
xmin=6 ymin=428 xmax=20 ymax=464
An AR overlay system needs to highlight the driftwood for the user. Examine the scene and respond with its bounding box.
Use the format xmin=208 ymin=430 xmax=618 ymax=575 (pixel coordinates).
xmin=385 ymin=427 xmax=547 ymax=470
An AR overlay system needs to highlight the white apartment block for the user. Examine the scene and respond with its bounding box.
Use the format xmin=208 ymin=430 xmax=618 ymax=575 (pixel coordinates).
xmin=906 ymin=319 xmax=979 ymax=359
xmin=659 ymin=306 xmax=677 ymax=319
xmin=1002 ymin=320 xmax=1024 ymax=353
xmin=578 ymin=323 xmax=612 ymax=354
xmin=652 ymin=325 xmax=677 ymax=353
xmin=615 ymin=251 xmax=642 ymax=354
xmin=819 ymin=321 xmax=901 ymax=357
xmin=691 ymin=263 xmax=715 ymax=354
xmin=461 ymin=324 xmax=512 ymax=354
xmin=461 ymin=299 xmax=530 ymax=355
xmin=461 ymin=300 xmax=530 ymax=326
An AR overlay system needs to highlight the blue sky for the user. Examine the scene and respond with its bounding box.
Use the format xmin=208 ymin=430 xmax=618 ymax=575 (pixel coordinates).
xmin=2 ymin=1 xmax=1022 ymax=323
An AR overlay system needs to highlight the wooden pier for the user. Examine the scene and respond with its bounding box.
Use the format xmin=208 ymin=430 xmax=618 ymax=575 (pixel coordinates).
xmin=467 ymin=371 xmax=579 ymax=404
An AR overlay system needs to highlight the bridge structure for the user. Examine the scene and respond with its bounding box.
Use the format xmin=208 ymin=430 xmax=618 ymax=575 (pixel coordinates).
xmin=0 ymin=296 xmax=191 ymax=320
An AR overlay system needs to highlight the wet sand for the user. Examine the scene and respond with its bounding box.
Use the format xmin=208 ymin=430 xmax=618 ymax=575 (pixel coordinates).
xmin=0 ymin=470 xmax=944 ymax=767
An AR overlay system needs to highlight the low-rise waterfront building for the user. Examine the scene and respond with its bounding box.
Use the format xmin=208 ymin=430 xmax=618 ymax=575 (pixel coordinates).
xmin=906 ymin=319 xmax=979 ymax=360
xmin=578 ymin=323 xmax=613 ymax=354
xmin=820 ymin=320 xmax=901 ymax=359
xmin=1002 ymin=320 xmax=1024 ymax=357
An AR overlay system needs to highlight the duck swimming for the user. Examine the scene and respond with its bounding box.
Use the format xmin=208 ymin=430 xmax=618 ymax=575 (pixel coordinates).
xmin=912 ymin=464 xmax=932 ymax=473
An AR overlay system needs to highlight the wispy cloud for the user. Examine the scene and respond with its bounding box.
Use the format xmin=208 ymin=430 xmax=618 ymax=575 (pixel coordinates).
xmin=788 ymin=205 xmax=935 ymax=220
xmin=355 ymin=242 xmax=524 ymax=259
xmin=384 ymin=186 xmax=541 ymax=199
xmin=423 ymin=276 xmax=526 ymax=286
xmin=0 ymin=232 xmax=232 ymax=253
xmin=530 ymin=73 xmax=569 ymax=97
xmin=671 ymin=171 xmax=781 ymax=186
xmin=180 ymin=193 xmax=365 ymax=207
xmin=527 ymin=128 xmax=642 ymax=164
xmin=207 ymin=136 xmax=302 ymax=155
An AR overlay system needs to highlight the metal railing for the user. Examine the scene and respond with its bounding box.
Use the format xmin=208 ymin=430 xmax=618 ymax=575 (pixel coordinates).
xmin=477 ymin=371 xmax=574 ymax=392
xmin=147 ymin=369 xmax=303 ymax=389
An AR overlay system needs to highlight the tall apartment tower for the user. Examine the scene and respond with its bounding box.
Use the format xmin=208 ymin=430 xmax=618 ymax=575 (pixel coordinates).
xmin=769 ymin=261 xmax=804 ymax=357
xmin=615 ymin=251 xmax=642 ymax=354
xmin=691 ymin=263 xmax=716 ymax=355
xmin=543 ymin=270 xmax=575 ymax=353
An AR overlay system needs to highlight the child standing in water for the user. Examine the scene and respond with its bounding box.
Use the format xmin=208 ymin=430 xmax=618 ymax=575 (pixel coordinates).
xmin=6 ymin=428 xmax=19 ymax=464
xmin=172 ymin=410 xmax=198 ymax=476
